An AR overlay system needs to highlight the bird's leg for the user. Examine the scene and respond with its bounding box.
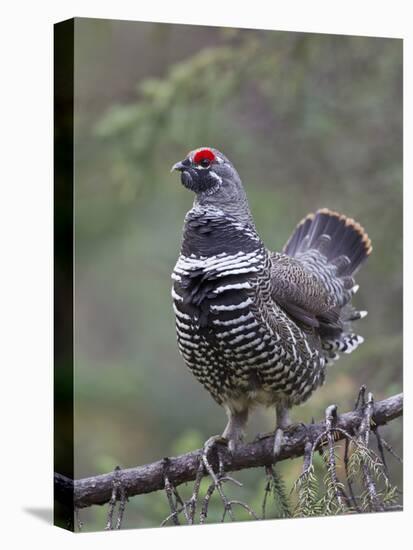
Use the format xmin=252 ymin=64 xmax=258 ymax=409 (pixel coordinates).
xmin=222 ymin=407 xmax=249 ymax=454
xmin=199 ymin=408 xmax=250 ymax=522
xmin=272 ymin=402 xmax=291 ymax=458
xmin=254 ymin=402 xmax=307 ymax=457
xmin=201 ymin=408 xmax=248 ymax=482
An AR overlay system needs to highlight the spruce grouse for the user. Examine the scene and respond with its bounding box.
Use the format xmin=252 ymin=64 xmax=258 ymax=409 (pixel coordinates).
xmin=171 ymin=147 xmax=372 ymax=453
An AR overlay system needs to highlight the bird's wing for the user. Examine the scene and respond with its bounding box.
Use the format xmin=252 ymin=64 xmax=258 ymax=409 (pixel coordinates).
xmin=269 ymin=252 xmax=340 ymax=329
xmin=270 ymin=208 xmax=372 ymax=332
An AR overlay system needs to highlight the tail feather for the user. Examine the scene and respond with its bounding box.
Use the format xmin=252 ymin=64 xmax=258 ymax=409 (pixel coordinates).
xmin=284 ymin=208 xmax=372 ymax=276
xmin=322 ymin=333 xmax=364 ymax=356
xmin=283 ymin=208 xmax=372 ymax=363
xmin=283 ymin=215 xmax=314 ymax=257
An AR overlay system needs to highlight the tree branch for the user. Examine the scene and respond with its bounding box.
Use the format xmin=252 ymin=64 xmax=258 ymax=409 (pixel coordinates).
xmin=55 ymin=392 xmax=402 ymax=510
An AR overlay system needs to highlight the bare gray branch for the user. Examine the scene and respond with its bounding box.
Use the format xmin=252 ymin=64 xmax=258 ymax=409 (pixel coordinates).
xmin=55 ymin=392 xmax=403 ymax=510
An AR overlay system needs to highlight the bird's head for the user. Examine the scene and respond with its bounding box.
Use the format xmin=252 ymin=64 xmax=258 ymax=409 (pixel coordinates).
xmin=171 ymin=147 xmax=242 ymax=196
xmin=171 ymin=147 xmax=251 ymax=222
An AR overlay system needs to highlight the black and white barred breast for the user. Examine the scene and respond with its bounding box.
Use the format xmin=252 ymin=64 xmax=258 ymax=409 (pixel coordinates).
xmin=171 ymin=205 xmax=326 ymax=412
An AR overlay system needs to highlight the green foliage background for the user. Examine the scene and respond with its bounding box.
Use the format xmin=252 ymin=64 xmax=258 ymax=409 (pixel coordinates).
xmin=72 ymin=18 xmax=402 ymax=530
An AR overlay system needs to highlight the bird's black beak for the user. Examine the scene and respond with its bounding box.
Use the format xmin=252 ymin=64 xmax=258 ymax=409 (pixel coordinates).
xmin=171 ymin=160 xmax=186 ymax=173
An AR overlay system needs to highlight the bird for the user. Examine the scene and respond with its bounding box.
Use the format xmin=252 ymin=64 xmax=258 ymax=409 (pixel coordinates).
xmin=170 ymin=147 xmax=372 ymax=455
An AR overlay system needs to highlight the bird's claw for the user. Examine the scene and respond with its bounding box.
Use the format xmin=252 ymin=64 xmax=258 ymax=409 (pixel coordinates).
xmin=203 ymin=435 xmax=228 ymax=454
xmin=254 ymin=422 xmax=308 ymax=459
xmin=273 ymin=427 xmax=284 ymax=458
xmin=201 ymin=435 xmax=229 ymax=476
xmin=252 ymin=427 xmax=285 ymax=459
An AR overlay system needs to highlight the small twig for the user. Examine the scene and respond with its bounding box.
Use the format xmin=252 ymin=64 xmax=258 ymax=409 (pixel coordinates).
xmin=262 ymin=463 xmax=291 ymax=518
xmin=302 ymin=438 xmax=313 ymax=474
xmin=379 ymin=436 xmax=403 ymax=464
xmin=105 ymin=481 xmax=117 ymax=529
xmin=362 ymin=463 xmax=384 ymax=512
xmin=373 ymin=427 xmax=389 ymax=474
xmin=324 ymin=405 xmax=344 ymax=506
xmin=359 ymin=392 xmax=374 ymax=447
xmin=115 ymin=485 xmax=127 ymax=529
xmin=292 ymin=437 xmax=315 ymax=491
xmin=173 ymin=486 xmax=191 ymax=524
xmin=160 ymin=506 xmax=186 ymax=527
xmin=309 ymin=411 xmax=356 ymax=466
xmin=262 ymin=465 xmax=273 ymax=519
xmin=199 ymin=482 xmax=216 ymax=524
xmin=344 ymin=438 xmax=361 ymax=512
xmin=162 ymin=457 xmax=190 ymax=526
xmin=74 ymin=507 xmax=83 ymax=531
xmin=357 ymin=393 xmax=384 ymax=512
xmin=227 ymin=500 xmax=260 ymax=520
xmin=163 ymin=471 xmax=180 ymax=525
xmin=187 ymin=456 xmax=204 ymax=525
xmin=220 ymin=475 xmax=243 ymax=487
xmin=105 ymin=466 xmax=123 ymax=530
xmin=355 ymin=385 xmax=367 ymax=410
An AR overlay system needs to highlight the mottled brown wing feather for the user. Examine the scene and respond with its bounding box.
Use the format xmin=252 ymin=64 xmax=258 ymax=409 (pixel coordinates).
xmin=270 ymin=252 xmax=336 ymax=327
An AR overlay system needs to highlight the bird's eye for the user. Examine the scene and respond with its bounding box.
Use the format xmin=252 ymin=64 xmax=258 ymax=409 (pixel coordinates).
xmin=193 ymin=148 xmax=216 ymax=168
xmin=199 ymin=158 xmax=211 ymax=168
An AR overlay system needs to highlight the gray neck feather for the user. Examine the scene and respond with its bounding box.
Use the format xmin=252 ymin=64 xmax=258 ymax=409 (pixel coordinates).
xmin=193 ymin=172 xmax=255 ymax=228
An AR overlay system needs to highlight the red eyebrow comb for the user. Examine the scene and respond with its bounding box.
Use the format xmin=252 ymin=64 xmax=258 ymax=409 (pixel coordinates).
xmin=193 ymin=148 xmax=216 ymax=164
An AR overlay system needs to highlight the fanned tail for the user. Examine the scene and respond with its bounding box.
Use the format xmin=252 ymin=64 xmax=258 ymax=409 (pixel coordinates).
xmin=283 ymin=208 xmax=372 ymax=363
xmin=284 ymin=208 xmax=372 ymax=275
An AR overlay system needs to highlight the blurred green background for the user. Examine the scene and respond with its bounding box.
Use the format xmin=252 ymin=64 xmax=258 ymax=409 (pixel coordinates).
xmin=72 ymin=18 xmax=402 ymax=530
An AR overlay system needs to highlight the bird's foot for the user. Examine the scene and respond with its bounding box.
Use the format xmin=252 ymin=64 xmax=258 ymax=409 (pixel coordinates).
xmin=253 ymin=427 xmax=285 ymax=459
xmin=254 ymin=421 xmax=306 ymax=441
xmin=221 ymin=408 xmax=248 ymax=455
xmin=201 ymin=435 xmax=229 ymax=478
xmin=222 ymin=429 xmax=244 ymax=456
xmin=199 ymin=434 xmax=258 ymax=523
xmin=254 ymin=422 xmax=307 ymax=459
xmin=272 ymin=427 xmax=284 ymax=458
xmin=203 ymin=434 xmax=228 ymax=452
xmin=200 ymin=435 xmax=233 ymax=523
